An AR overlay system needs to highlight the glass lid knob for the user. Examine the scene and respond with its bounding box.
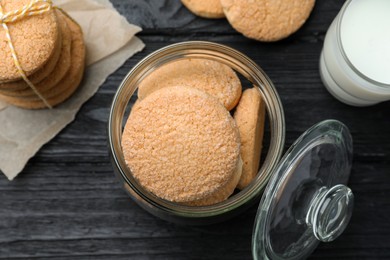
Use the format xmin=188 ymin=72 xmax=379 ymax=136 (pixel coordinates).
xmin=307 ymin=184 xmax=354 ymax=242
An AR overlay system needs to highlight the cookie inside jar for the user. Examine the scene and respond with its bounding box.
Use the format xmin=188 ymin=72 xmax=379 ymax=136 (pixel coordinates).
xmin=121 ymin=57 xmax=270 ymax=206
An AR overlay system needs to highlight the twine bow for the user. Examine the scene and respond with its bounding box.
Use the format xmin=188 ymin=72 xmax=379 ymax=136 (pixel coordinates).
xmin=0 ymin=0 xmax=54 ymax=108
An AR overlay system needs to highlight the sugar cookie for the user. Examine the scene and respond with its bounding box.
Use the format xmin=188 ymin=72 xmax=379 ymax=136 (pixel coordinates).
xmin=0 ymin=0 xmax=60 ymax=82
xmin=0 ymin=10 xmax=72 ymax=98
xmin=234 ymin=87 xmax=266 ymax=189
xmin=0 ymin=10 xmax=85 ymax=109
xmin=220 ymin=0 xmax=316 ymax=41
xmin=0 ymin=29 xmax=62 ymax=91
xmin=122 ymin=86 xmax=242 ymax=206
xmin=138 ymin=58 xmax=242 ymax=110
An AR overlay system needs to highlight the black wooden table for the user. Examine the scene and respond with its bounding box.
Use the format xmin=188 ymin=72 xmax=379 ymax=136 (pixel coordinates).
xmin=1 ymin=1 xmax=389 ymax=259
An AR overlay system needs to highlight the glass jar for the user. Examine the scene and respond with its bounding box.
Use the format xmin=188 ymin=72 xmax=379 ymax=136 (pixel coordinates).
xmin=108 ymin=41 xmax=355 ymax=259
xmin=320 ymin=0 xmax=390 ymax=106
xmin=108 ymin=41 xmax=285 ymax=224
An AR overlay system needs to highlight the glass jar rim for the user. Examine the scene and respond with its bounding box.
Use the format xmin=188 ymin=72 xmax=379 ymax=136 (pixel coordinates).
xmin=108 ymin=41 xmax=285 ymax=219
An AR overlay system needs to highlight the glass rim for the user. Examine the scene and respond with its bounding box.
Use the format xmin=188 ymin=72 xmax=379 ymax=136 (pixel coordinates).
xmin=108 ymin=41 xmax=286 ymax=218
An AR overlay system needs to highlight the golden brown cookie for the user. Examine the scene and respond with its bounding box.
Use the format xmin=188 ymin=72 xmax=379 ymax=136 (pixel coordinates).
xmin=138 ymin=58 xmax=242 ymax=110
xmin=220 ymin=0 xmax=316 ymax=41
xmin=0 ymin=10 xmax=85 ymax=109
xmin=0 ymin=10 xmax=72 ymax=98
xmin=181 ymin=0 xmax=225 ymax=19
xmin=122 ymin=86 xmax=242 ymax=206
xmin=233 ymin=87 xmax=266 ymax=189
xmin=0 ymin=26 xmax=62 ymax=91
xmin=0 ymin=0 xmax=60 ymax=82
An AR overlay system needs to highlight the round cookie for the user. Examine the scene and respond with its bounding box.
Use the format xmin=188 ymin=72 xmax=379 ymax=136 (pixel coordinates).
xmin=234 ymin=87 xmax=266 ymax=189
xmin=220 ymin=0 xmax=316 ymax=41
xmin=0 ymin=10 xmax=72 ymax=98
xmin=0 ymin=10 xmax=85 ymax=109
xmin=138 ymin=58 xmax=242 ymax=110
xmin=0 ymin=24 xmax=62 ymax=91
xmin=0 ymin=0 xmax=60 ymax=82
xmin=122 ymin=86 xmax=242 ymax=206
xmin=181 ymin=0 xmax=225 ymax=19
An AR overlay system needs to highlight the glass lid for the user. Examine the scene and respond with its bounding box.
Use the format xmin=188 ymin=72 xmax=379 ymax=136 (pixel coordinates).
xmin=252 ymin=120 xmax=354 ymax=260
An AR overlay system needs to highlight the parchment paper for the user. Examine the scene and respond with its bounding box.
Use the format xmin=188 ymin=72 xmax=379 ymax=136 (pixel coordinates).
xmin=0 ymin=0 xmax=145 ymax=180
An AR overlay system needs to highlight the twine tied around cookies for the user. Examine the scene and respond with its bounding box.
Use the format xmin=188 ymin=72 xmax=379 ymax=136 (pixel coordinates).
xmin=0 ymin=0 xmax=54 ymax=109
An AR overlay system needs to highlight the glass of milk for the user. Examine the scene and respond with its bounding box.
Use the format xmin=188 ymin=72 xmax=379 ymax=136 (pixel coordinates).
xmin=320 ymin=0 xmax=390 ymax=106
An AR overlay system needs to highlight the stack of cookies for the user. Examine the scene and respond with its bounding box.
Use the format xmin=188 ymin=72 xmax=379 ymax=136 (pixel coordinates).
xmin=121 ymin=58 xmax=266 ymax=206
xmin=0 ymin=0 xmax=85 ymax=109
xmin=181 ymin=0 xmax=316 ymax=41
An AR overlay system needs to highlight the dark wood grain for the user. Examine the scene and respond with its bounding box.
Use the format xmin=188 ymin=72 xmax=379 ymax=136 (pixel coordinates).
xmin=1 ymin=0 xmax=390 ymax=259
